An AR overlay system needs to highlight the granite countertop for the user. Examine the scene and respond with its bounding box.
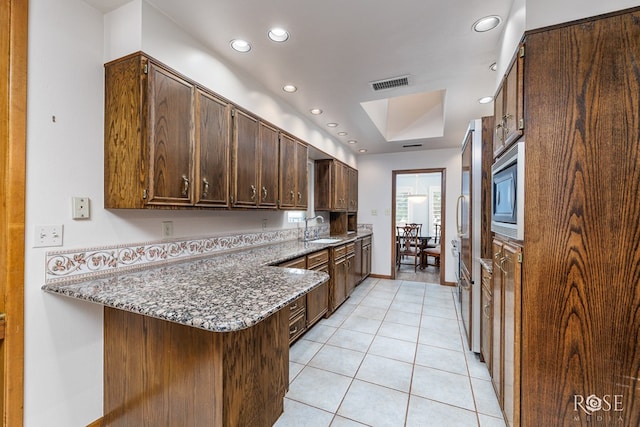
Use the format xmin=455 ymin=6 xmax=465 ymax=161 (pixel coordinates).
xmin=42 ymin=231 xmax=372 ymax=333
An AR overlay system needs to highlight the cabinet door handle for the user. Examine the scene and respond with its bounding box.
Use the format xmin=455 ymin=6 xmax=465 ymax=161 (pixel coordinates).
xmin=298 ymin=192 xmax=302 ymax=202
xmin=202 ymin=178 xmax=209 ymax=198
xmin=290 ymin=190 xmax=295 ymax=201
xmin=289 ymin=326 xmax=298 ymax=335
xmin=262 ymin=186 xmax=268 ymax=200
xmin=250 ymin=185 xmax=256 ymax=201
xmin=181 ymin=175 xmax=190 ymax=197
xmin=289 ymin=304 xmax=298 ymax=311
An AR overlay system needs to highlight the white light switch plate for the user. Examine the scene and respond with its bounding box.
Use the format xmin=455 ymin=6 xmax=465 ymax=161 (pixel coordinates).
xmin=34 ymin=224 xmax=63 ymax=247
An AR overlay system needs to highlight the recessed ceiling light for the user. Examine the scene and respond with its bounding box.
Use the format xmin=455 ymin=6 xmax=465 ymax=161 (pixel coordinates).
xmin=358 ymin=149 xmax=367 ymax=153
xmin=489 ymin=62 xmax=498 ymax=71
xmin=337 ymin=131 xmax=348 ymax=136
xmin=268 ymin=27 xmax=290 ymax=42
xmin=310 ymin=108 xmax=323 ymax=115
xmin=478 ymin=96 xmax=494 ymax=104
xmin=230 ymin=39 xmax=251 ymax=52
xmin=473 ymin=15 xmax=502 ymax=32
xmin=348 ymin=140 xmax=358 ymax=144
xmin=282 ymin=84 xmax=297 ymax=93
xmin=327 ymin=123 xmax=338 ymax=128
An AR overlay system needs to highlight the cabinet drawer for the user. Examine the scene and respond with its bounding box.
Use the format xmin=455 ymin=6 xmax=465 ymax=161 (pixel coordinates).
xmin=289 ymin=312 xmax=306 ymax=343
xmin=280 ymin=257 xmax=307 ymax=269
xmin=346 ymin=242 xmax=355 ymax=256
xmin=307 ymin=249 xmax=329 ymax=269
xmin=362 ymin=236 xmax=371 ymax=246
xmin=288 ymin=295 xmax=306 ymax=319
xmin=333 ymin=244 xmax=346 ymax=259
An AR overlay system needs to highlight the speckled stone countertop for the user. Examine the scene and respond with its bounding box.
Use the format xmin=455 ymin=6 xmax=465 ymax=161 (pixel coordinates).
xmin=42 ymin=232 xmax=371 ymax=333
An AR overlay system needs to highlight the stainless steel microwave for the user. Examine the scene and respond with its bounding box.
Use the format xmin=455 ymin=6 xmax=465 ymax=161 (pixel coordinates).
xmin=491 ymin=141 xmax=525 ymax=240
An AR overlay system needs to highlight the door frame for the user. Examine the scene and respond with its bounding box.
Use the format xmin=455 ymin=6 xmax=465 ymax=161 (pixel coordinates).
xmin=391 ymin=168 xmax=446 ymax=285
xmin=1 ymin=0 xmax=27 ymax=425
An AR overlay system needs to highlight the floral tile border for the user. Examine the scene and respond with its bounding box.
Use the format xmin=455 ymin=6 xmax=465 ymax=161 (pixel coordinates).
xmin=45 ymin=227 xmax=302 ymax=284
xmin=44 ymin=223 xmax=368 ymax=284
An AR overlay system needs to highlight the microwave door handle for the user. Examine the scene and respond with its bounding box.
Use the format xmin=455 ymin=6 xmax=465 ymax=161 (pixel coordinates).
xmin=456 ymin=195 xmax=464 ymax=236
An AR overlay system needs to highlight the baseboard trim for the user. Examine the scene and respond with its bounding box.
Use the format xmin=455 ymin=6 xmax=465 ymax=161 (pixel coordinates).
xmin=86 ymin=417 xmax=103 ymax=427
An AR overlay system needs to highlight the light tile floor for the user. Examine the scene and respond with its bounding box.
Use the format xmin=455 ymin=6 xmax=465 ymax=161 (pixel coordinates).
xmin=274 ymin=277 xmax=506 ymax=427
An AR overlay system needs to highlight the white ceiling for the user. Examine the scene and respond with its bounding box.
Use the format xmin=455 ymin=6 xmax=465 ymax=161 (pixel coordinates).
xmin=86 ymin=0 xmax=512 ymax=155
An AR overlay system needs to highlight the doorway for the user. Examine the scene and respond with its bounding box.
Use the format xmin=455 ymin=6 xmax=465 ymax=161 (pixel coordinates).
xmin=391 ymin=169 xmax=445 ymax=285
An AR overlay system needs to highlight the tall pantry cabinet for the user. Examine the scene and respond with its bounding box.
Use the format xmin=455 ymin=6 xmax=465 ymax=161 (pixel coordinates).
xmin=506 ymin=8 xmax=640 ymax=426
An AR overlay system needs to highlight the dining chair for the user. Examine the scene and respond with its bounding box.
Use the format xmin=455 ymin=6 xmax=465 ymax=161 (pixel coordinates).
xmin=397 ymin=223 xmax=422 ymax=272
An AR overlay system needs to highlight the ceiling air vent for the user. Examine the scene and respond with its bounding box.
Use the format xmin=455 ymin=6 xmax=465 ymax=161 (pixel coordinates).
xmin=403 ymin=144 xmax=423 ymax=148
xmin=370 ymin=75 xmax=410 ymax=91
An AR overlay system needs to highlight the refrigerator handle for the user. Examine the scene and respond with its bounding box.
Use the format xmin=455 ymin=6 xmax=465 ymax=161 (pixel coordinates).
xmin=456 ymin=195 xmax=464 ymax=236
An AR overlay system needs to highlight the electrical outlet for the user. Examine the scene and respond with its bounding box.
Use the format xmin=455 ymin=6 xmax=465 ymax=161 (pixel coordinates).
xmin=162 ymin=221 xmax=173 ymax=238
xmin=72 ymin=197 xmax=90 ymax=219
xmin=371 ymin=209 xmax=378 ymax=216
xmin=262 ymin=219 xmax=268 ymax=230
xmin=34 ymin=224 xmax=64 ymax=247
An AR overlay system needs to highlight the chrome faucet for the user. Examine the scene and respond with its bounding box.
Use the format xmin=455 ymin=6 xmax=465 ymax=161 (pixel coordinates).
xmin=303 ymin=215 xmax=324 ymax=241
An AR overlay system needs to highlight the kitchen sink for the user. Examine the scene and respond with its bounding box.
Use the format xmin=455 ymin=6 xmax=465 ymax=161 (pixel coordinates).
xmin=309 ymin=238 xmax=342 ymax=244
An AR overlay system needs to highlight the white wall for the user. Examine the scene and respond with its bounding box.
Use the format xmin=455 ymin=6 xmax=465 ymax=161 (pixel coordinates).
xmin=526 ymin=0 xmax=639 ymax=30
xmin=357 ymin=148 xmax=461 ymax=283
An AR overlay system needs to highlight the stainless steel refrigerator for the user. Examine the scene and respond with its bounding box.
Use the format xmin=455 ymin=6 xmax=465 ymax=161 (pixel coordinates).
xmin=457 ymin=118 xmax=482 ymax=353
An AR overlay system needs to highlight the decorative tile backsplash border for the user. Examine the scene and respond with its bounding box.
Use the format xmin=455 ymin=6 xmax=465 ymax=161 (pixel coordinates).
xmin=45 ymin=227 xmax=304 ymax=284
xmin=44 ymin=223 xmax=369 ymax=284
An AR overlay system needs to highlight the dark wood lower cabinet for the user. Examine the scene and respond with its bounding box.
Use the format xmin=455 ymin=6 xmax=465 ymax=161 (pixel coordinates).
xmin=103 ymin=307 xmax=288 ymax=427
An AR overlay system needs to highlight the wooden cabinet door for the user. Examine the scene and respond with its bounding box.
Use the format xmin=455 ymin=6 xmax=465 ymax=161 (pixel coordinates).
xmin=346 ymin=253 xmax=356 ymax=296
xmin=354 ymin=238 xmax=363 ymax=283
xmin=480 ymin=273 xmax=492 ymax=371
xmin=363 ymin=244 xmax=371 ymax=278
xmin=146 ymin=62 xmax=195 ymax=206
xmin=332 ymin=256 xmax=347 ymax=311
xmin=278 ymin=134 xmax=297 ymax=208
xmin=314 ymin=160 xmax=332 ymax=210
xmin=491 ymin=240 xmax=504 ymax=406
xmin=295 ymin=141 xmax=308 ymax=209
xmin=231 ymin=109 xmax=259 ymax=207
xmin=258 ymin=122 xmax=279 ymax=208
xmin=503 ymin=47 xmax=524 ymax=148
xmin=306 ymin=278 xmax=328 ymax=327
xmin=493 ymin=84 xmax=505 ymax=158
xmin=332 ymin=162 xmax=348 ymax=211
xmin=502 ymin=242 xmax=522 ymax=427
xmin=195 ymin=89 xmax=230 ymax=207
xmin=348 ymin=167 xmax=358 ymax=212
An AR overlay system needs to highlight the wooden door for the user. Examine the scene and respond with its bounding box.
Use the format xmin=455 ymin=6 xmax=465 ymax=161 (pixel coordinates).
xmin=0 ymin=0 xmax=27 ymax=424
xmin=295 ymin=140 xmax=308 ymax=209
xmin=258 ymin=122 xmax=278 ymax=208
xmin=278 ymin=133 xmax=297 ymax=208
xmin=195 ymin=89 xmax=230 ymax=207
xmin=333 ymin=162 xmax=347 ymax=211
xmin=231 ymin=109 xmax=259 ymax=207
xmin=346 ymin=253 xmax=356 ymax=296
xmin=147 ymin=62 xmax=195 ymax=206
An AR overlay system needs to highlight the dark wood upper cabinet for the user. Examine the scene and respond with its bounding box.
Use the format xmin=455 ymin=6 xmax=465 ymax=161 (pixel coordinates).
xmin=348 ymin=167 xmax=358 ymax=213
xmin=231 ymin=109 xmax=259 ymax=207
xmin=194 ymin=89 xmax=230 ymax=207
xmin=493 ymin=45 xmax=524 ymax=159
xmin=258 ymin=122 xmax=279 ymax=208
xmin=315 ymin=159 xmax=352 ymax=212
xmin=279 ymin=134 xmax=308 ymax=209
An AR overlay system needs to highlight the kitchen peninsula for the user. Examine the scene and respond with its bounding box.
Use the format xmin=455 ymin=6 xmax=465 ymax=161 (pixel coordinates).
xmin=41 ymin=233 xmax=371 ymax=426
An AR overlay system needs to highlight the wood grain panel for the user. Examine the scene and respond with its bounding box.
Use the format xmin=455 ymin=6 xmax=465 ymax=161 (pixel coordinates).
xmin=104 ymin=307 xmax=288 ymax=427
xmin=279 ymin=133 xmax=297 ymax=208
xmin=296 ymin=140 xmax=309 ymax=209
xmin=104 ymin=54 xmax=146 ymax=208
xmin=522 ymin=10 xmax=640 ymax=425
xmin=481 ymin=116 xmax=494 ymax=259
xmin=0 ymin=0 xmax=27 ymax=424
